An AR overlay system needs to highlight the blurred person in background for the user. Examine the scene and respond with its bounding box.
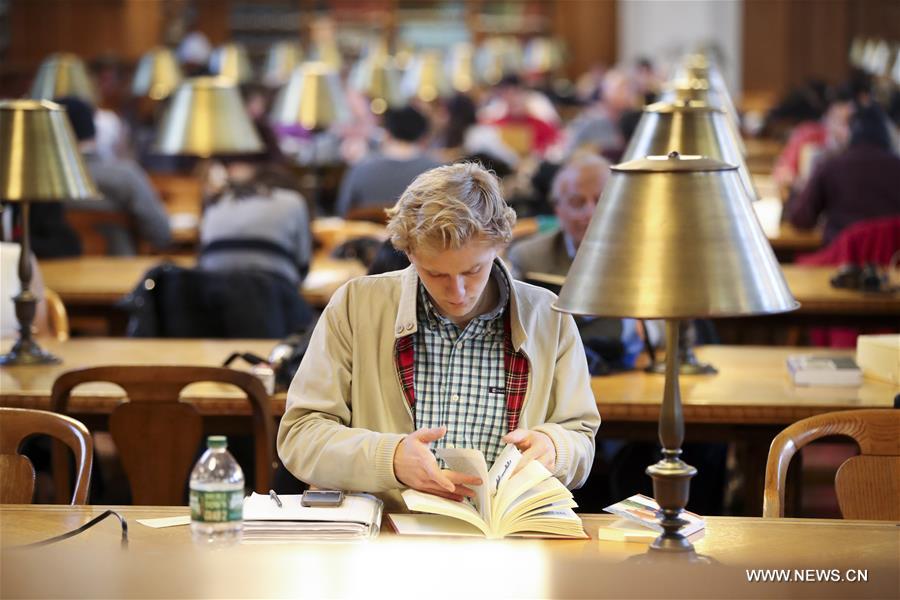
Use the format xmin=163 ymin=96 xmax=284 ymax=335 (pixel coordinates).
xmin=199 ymin=155 xmax=312 ymax=287
xmin=772 ymin=84 xmax=856 ymax=196
xmin=177 ymin=30 xmax=212 ymax=77
xmin=336 ymin=105 xmax=442 ymax=217
xmin=789 ymin=103 xmax=900 ymax=245
xmin=89 ymin=55 xmax=131 ymax=162
xmin=633 ymin=57 xmax=662 ymax=105
xmin=506 ymin=152 xmax=643 ymax=373
xmin=55 ymin=97 xmax=172 ymax=255
xmin=483 ymin=74 xmax=561 ymax=157
xmin=564 ymin=68 xmax=642 ymax=162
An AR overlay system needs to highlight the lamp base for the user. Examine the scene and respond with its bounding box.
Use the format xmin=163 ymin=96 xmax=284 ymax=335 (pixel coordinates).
xmin=645 ymin=358 xmax=717 ymax=375
xmin=0 ymin=337 xmax=61 ymax=366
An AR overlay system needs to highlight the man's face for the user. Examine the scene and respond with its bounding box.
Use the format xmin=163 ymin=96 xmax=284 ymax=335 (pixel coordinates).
xmin=555 ymin=166 xmax=606 ymax=249
xmin=409 ymin=240 xmax=501 ymax=323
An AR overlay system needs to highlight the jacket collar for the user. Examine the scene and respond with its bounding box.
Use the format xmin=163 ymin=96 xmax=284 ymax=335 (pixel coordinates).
xmin=394 ymin=259 xmax=527 ymax=351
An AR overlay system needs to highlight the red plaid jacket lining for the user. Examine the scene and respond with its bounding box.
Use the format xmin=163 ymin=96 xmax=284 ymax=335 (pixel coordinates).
xmin=394 ymin=310 xmax=528 ymax=432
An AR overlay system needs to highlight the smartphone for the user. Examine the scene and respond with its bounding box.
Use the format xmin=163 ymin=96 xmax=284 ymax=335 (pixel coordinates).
xmin=301 ymin=490 xmax=344 ymax=507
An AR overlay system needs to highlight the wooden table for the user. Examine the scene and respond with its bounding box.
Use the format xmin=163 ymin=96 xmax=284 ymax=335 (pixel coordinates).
xmin=38 ymin=254 xmax=366 ymax=334
xmin=1 ymin=506 xmax=897 ymax=599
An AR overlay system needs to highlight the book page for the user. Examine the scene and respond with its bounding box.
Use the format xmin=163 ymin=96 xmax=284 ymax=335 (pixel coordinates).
xmin=492 ymin=459 xmax=553 ymax=524
xmin=435 ymin=447 xmax=490 ymax=522
xmin=487 ymin=444 xmax=523 ymax=496
xmin=401 ymin=489 xmax=491 ymax=537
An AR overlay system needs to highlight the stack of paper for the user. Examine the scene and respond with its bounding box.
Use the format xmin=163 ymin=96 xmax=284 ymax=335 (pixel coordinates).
xmin=241 ymin=493 xmax=383 ymax=542
xmin=599 ymin=494 xmax=705 ymax=543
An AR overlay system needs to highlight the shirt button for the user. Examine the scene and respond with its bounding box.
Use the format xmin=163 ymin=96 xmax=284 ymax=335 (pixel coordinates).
xmin=450 ymin=394 xmax=460 ymax=403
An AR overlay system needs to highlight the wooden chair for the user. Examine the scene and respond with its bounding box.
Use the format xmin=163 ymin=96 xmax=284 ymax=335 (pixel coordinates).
xmin=344 ymin=205 xmax=392 ymax=225
xmin=50 ymin=366 xmax=274 ymax=506
xmin=763 ymin=409 xmax=900 ymax=520
xmin=0 ymin=407 xmax=93 ymax=505
xmin=43 ymin=288 xmax=69 ymax=341
xmin=66 ymin=208 xmax=143 ymax=255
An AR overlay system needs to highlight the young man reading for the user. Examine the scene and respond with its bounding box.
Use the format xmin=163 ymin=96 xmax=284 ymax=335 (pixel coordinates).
xmin=277 ymin=163 xmax=600 ymax=511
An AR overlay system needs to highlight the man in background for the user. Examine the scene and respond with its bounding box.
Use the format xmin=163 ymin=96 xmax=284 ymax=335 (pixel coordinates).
xmin=335 ymin=105 xmax=442 ymax=217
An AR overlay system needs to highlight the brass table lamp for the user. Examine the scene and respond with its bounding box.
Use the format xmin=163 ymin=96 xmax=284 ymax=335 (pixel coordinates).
xmin=349 ymin=54 xmax=402 ymax=115
xmin=446 ymin=43 xmax=476 ymax=94
xmin=270 ymin=62 xmax=347 ymax=132
xmin=209 ymin=43 xmax=254 ymax=85
xmin=624 ymin=100 xmax=758 ymax=376
xmin=29 ymin=53 xmax=97 ymax=105
xmin=554 ymin=153 xmax=797 ymax=553
xmin=401 ymin=51 xmax=450 ymax=104
xmin=153 ymin=76 xmax=263 ymax=157
xmin=0 ymin=100 xmax=98 ymax=365
xmin=263 ymin=41 xmax=303 ymax=87
xmin=132 ymin=47 xmax=183 ymax=100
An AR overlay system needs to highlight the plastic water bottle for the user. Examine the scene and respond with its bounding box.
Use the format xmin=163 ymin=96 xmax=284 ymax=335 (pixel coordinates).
xmin=189 ymin=435 xmax=244 ymax=544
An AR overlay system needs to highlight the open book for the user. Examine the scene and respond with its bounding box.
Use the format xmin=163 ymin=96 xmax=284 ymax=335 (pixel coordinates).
xmin=394 ymin=445 xmax=586 ymax=539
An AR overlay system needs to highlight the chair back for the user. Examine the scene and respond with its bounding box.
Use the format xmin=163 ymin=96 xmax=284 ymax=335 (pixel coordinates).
xmin=50 ymin=366 xmax=274 ymax=505
xmin=763 ymin=409 xmax=900 ymax=519
xmin=43 ymin=288 xmax=70 ymax=341
xmin=66 ymin=208 xmax=142 ymax=255
xmin=0 ymin=407 xmax=93 ymax=504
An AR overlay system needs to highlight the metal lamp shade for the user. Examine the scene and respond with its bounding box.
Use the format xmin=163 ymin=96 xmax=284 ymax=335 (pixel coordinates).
xmin=446 ymin=43 xmax=476 ymax=93
xmin=476 ymin=37 xmax=523 ymax=86
xmin=554 ymin=153 xmax=797 ymax=320
xmin=209 ymin=43 xmax=254 ymax=84
xmin=0 ymin=99 xmax=97 ymax=202
xmin=132 ymin=47 xmax=183 ymax=100
xmin=523 ymin=37 xmax=563 ymax=74
xmin=263 ymin=42 xmax=303 ymax=87
xmin=270 ymin=63 xmax=346 ymax=131
xmin=661 ymin=79 xmax=746 ymax=157
xmin=349 ymin=55 xmax=402 ymax=115
xmin=401 ymin=51 xmax=450 ymax=103
xmin=153 ymin=77 xmax=263 ymax=157
xmin=29 ymin=53 xmax=97 ymax=105
xmin=624 ymin=101 xmax=756 ymax=200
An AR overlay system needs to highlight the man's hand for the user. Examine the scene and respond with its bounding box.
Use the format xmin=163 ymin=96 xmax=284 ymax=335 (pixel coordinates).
xmin=503 ymin=428 xmax=557 ymax=475
xmin=393 ymin=426 xmax=482 ymax=501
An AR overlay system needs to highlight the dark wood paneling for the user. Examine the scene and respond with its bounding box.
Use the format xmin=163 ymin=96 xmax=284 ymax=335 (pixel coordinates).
xmin=552 ymin=0 xmax=617 ymax=80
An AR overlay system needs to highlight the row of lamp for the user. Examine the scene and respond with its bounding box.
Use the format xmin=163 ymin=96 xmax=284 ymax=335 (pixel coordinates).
xmin=552 ymin=51 xmax=797 ymax=554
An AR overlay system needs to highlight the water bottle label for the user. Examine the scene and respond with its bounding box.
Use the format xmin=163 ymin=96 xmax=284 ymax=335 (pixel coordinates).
xmin=190 ymin=489 xmax=243 ymax=523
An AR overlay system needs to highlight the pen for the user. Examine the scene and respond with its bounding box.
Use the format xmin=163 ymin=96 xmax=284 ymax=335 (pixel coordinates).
xmin=269 ymin=489 xmax=282 ymax=508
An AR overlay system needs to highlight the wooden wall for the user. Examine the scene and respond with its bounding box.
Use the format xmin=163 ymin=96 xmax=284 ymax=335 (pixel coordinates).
xmin=742 ymin=0 xmax=900 ymax=104
xmin=552 ymin=0 xmax=617 ymax=81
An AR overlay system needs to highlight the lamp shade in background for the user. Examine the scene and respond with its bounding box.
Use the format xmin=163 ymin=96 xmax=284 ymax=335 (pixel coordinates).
xmin=0 ymin=99 xmax=98 ymax=366
xmin=132 ymin=47 xmax=183 ymax=100
xmin=401 ymin=51 xmax=450 ymax=103
xmin=263 ymin=41 xmax=303 ymax=87
xmin=476 ymin=37 xmax=523 ymax=86
xmin=349 ymin=54 xmax=402 ymax=115
xmin=624 ymin=101 xmax=756 ymax=201
xmin=29 ymin=53 xmax=97 ymax=105
xmin=209 ymin=43 xmax=254 ymax=84
xmin=554 ymin=153 xmax=796 ymax=319
xmin=446 ymin=42 xmax=476 ymax=93
xmin=153 ymin=77 xmax=263 ymax=157
xmin=0 ymin=99 xmax=98 ymax=202
xmin=270 ymin=62 xmax=347 ymax=131
xmin=523 ymin=37 xmax=563 ymax=74
xmin=661 ymin=78 xmax=746 ymax=157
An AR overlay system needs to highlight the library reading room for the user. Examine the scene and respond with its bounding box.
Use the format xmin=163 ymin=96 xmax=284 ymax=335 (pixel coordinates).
xmin=0 ymin=1 xmax=898 ymax=598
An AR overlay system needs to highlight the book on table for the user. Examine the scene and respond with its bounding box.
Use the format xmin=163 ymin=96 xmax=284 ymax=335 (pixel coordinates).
xmin=241 ymin=492 xmax=383 ymax=541
xmin=597 ymin=494 xmax=705 ymax=543
xmin=389 ymin=444 xmax=587 ymax=539
xmin=786 ymin=355 xmax=863 ymax=386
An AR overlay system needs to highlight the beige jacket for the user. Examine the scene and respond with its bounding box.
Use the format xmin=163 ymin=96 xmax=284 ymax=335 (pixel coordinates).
xmin=277 ymin=261 xmax=601 ymax=510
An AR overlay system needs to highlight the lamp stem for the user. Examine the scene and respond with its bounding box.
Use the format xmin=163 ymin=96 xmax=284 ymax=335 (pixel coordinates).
xmin=645 ymin=318 xmax=697 ymax=553
xmin=0 ymin=201 xmax=60 ymax=366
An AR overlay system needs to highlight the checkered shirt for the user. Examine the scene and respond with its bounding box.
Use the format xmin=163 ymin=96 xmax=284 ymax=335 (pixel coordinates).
xmin=412 ymin=265 xmax=511 ymax=466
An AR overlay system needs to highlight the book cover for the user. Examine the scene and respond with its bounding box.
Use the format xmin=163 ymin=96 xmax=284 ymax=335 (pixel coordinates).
xmin=395 ymin=444 xmax=587 ymax=539
xmin=602 ymin=494 xmax=705 ymax=538
xmin=786 ymin=355 xmax=863 ymax=387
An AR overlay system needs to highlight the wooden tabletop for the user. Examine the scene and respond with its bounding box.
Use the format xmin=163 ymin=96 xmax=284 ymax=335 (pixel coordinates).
xmin=38 ymin=254 xmax=367 ymax=309
xmin=780 ymin=264 xmax=900 ymax=315
xmin=1 ymin=505 xmax=897 ymax=599
xmin=2 ymin=341 xmax=896 ymax=424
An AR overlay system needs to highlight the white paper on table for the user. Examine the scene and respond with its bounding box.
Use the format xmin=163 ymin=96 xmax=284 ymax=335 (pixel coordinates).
xmin=137 ymin=515 xmax=191 ymax=528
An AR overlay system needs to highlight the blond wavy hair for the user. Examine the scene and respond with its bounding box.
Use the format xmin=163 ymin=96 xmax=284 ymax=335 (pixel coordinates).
xmin=386 ymin=163 xmax=516 ymax=254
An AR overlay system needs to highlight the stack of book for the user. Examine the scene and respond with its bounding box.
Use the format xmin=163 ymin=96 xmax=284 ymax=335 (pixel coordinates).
xmin=241 ymin=493 xmax=383 ymax=541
